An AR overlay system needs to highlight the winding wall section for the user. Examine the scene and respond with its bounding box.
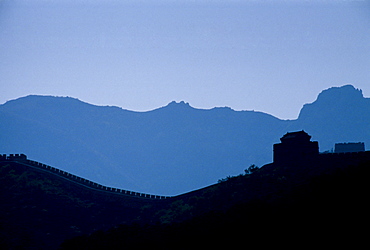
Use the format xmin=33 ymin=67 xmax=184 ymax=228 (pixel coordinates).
xmin=0 ymin=154 xmax=172 ymax=200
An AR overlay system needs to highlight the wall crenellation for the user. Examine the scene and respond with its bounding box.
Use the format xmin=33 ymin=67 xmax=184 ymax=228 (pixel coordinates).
xmin=1 ymin=154 xmax=171 ymax=200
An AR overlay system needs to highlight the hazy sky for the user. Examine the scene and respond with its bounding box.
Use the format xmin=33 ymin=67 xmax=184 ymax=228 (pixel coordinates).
xmin=1 ymin=0 xmax=369 ymax=119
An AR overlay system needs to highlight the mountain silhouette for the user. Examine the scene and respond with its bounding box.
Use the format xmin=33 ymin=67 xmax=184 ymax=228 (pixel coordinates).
xmin=0 ymin=85 xmax=369 ymax=195
xmin=295 ymin=85 xmax=370 ymax=150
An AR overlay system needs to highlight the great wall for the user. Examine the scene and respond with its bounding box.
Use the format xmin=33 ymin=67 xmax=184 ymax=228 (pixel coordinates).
xmin=2 ymin=131 xmax=370 ymax=201
xmin=0 ymin=154 xmax=172 ymax=200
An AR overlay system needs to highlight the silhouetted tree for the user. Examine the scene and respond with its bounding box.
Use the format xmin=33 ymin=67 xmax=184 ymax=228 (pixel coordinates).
xmin=244 ymin=164 xmax=259 ymax=174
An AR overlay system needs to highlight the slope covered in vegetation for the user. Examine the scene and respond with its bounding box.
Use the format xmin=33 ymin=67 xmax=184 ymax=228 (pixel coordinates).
xmin=0 ymin=162 xmax=166 ymax=249
xmin=62 ymin=160 xmax=368 ymax=249
xmin=1 ymin=153 xmax=368 ymax=249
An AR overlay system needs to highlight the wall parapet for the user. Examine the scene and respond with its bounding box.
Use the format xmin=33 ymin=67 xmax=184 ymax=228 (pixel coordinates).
xmin=1 ymin=154 xmax=172 ymax=200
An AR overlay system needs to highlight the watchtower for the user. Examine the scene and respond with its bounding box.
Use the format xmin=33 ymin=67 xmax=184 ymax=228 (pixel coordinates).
xmin=273 ymin=131 xmax=319 ymax=164
xmin=334 ymin=142 xmax=365 ymax=153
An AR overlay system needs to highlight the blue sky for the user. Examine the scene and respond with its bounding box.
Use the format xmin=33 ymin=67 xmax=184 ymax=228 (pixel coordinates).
xmin=1 ymin=0 xmax=369 ymax=119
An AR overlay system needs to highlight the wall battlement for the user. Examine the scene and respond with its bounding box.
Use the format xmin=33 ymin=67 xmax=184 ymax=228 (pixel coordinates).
xmin=319 ymin=150 xmax=370 ymax=165
xmin=1 ymin=154 xmax=27 ymax=161
xmin=0 ymin=154 xmax=172 ymax=200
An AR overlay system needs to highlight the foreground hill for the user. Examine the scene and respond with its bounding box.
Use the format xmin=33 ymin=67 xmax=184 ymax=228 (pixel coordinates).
xmin=1 ymin=148 xmax=369 ymax=249
xmin=62 ymin=160 xmax=369 ymax=249
xmin=0 ymin=161 xmax=166 ymax=249
xmin=1 ymin=85 xmax=369 ymax=194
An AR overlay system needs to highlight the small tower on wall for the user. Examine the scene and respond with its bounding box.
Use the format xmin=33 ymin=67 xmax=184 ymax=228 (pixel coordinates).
xmin=273 ymin=131 xmax=319 ymax=164
xmin=334 ymin=142 xmax=365 ymax=153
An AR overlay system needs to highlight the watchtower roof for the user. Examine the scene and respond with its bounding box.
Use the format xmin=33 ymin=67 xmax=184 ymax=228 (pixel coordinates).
xmin=280 ymin=130 xmax=311 ymax=143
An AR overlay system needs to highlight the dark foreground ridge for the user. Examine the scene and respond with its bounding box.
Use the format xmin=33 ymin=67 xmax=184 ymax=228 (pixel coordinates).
xmin=2 ymin=131 xmax=370 ymax=249
xmin=59 ymin=131 xmax=370 ymax=249
xmin=0 ymin=154 xmax=171 ymax=200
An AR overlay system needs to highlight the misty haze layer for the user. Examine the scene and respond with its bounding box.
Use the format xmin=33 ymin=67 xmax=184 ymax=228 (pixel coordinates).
xmin=1 ymin=85 xmax=369 ymax=195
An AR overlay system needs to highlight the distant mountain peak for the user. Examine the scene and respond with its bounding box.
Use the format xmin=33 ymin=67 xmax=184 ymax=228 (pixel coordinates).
xmin=164 ymin=101 xmax=193 ymax=110
xmin=168 ymin=100 xmax=190 ymax=106
xmin=315 ymin=85 xmax=363 ymax=104
xmin=4 ymin=95 xmax=84 ymax=106
xmin=298 ymin=84 xmax=367 ymax=121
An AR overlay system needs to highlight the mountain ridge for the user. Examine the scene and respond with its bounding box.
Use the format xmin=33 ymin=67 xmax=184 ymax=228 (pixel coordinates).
xmin=1 ymin=95 xmax=282 ymax=120
xmin=1 ymin=84 xmax=369 ymax=195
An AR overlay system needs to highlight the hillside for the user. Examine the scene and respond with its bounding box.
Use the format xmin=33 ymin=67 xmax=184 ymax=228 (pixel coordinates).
xmin=0 ymin=161 xmax=167 ymax=249
xmin=0 ymin=85 xmax=369 ymax=195
xmin=61 ymin=160 xmax=369 ymax=249
xmin=1 ymin=148 xmax=369 ymax=249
